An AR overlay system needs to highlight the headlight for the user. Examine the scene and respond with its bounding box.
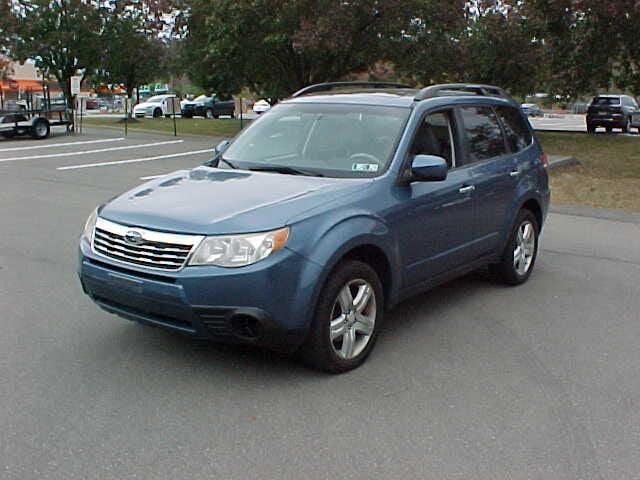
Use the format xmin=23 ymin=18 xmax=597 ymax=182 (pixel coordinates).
xmin=82 ymin=207 xmax=98 ymax=242
xmin=189 ymin=227 xmax=289 ymax=268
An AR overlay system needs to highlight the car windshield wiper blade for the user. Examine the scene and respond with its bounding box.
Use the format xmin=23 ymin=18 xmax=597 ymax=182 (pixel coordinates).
xmin=205 ymin=155 xmax=236 ymax=169
xmin=249 ymin=165 xmax=323 ymax=177
xmin=218 ymin=157 xmax=237 ymax=169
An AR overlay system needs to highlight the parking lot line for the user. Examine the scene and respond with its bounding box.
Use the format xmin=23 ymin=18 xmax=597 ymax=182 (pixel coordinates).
xmin=57 ymin=149 xmax=213 ymax=170
xmin=0 ymin=137 xmax=125 ymax=153
xmin=0 ymin=140 xmax=184 ymax=163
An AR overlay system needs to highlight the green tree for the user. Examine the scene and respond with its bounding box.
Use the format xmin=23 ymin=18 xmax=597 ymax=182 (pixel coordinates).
xmin=183 ymin=0 xmax=420 ymax=98
xmin=458 ymin=3 xmax=544 ymax=98
xmin=10 ymin=0 xmax=102 ymax=107
xmin=100 ymin=12 xmax=166 ymax=103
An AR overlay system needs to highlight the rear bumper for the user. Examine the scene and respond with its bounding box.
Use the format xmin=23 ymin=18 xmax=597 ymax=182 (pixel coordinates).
xmin=78 ymin=237 xmax=322 ymax=352
xmin=586 ymin=115 xmax=626 ymax=127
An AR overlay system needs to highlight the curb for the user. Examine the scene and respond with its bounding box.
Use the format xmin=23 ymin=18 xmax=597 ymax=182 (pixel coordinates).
xmin=548 ymin=156 xmax=580 ymax=170
xmin=550 ymin=204 xmax=640 ymax=224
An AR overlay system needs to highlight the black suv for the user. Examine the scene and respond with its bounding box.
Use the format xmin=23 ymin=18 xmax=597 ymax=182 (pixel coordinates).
xmin=586 ymin=94 xmax=639 ymax=134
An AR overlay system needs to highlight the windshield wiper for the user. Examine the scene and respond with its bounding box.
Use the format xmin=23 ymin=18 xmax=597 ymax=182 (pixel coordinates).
xmin=205 ymin=155 xmax=236 ymax=169
xmin=249 ymin=165 xmax=323 ymax=177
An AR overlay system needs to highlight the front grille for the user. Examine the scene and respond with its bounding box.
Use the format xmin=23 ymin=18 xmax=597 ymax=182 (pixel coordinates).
xmin=92 ymin=217 xmax=202 ymax=271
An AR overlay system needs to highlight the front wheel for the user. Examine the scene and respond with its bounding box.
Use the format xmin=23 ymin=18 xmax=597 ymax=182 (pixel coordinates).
xmin=490 ymin=210 xmax=539 ymax=285
xmin=153 ymin=108 xmax=162 ymax=118
xmin=622 ymin=117 xmax=631 ymax=133
xmin=300 ymin=260 xmax=383 ymax=373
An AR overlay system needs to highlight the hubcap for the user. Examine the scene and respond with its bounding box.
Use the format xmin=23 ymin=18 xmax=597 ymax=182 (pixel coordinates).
xmin=36 ymin=123 xmax=47 ymax=136
xmin=329 ymin=279 xmax=376 ymax=360
xmin=513 ymin=220 xmax=536 ymax=276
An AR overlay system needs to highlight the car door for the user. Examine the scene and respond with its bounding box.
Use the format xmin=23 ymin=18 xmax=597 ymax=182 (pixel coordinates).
xmin=456 ymin=105 xmax=517 ymax=257
xmin=394 ymin=110 xmax=477 ymax=287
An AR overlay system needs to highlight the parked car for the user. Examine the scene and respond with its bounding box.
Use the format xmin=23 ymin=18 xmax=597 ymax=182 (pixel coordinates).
xmin=181 ymin=94 xmax=235 ymax=119
xmin=78 ymin=82 xmax=550 ymax=373
xmin=521 ymin=103 xmax=544 ymax=117
xmin=252 ymin=99 xmax=271 ymax=115
xmin=586 ymin=94 xmax=640 ymax=134
xmin=133 ymin=94 xmax=181 ymax=118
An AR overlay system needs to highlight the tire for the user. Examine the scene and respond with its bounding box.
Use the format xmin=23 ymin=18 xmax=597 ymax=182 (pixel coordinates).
xmin=205 ymin=109 xmax=214 ymax=119
xmin=622 ymin=117 xmax=631 ymax=133
xmin=587 ymin=123 xmax=596 ymax=134
xmin=153 ymin=108 xmax=162 ymax=118
xmin=300 ymin=260 xmax=383 ymax=373
xmin=213 ymin=113 xmax=219 ymax=119
xmin=30 ymin=118 xmax=50 ymax=139
xmin=606 ymin=127 xmax=613 ymax=134
xmin=490 ymin=209 xmax=539 ymax=286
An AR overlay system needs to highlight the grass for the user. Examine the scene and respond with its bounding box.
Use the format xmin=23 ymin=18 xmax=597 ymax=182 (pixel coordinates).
xmin=538 ymin=132 xmax=640 ymax=212
xmin=81 ymin=116 xmax=248 ymax=138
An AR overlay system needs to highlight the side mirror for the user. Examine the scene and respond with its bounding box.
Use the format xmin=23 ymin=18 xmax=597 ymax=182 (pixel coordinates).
xmin=209 ymin=139 xmax=231 ymax=167
xmin=410 ymin=154 xmax=448 ymax=182
xmin=215 ymin=139 xmax=231 ymax=155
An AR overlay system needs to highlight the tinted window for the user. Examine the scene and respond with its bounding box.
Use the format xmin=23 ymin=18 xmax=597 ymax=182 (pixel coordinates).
xmin=496 ymin=107 xmax=532 ymax=152
xmin=592 ymin=97 xmax=620 ymax=106
xmin=410 ymin=111 xmax=455 ymax=168
xmin=459 ymin=106 xmax=507 ymax=162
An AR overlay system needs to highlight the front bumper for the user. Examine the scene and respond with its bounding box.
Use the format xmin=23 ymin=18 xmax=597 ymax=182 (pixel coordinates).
xmin=78 ymin=237 xmax=322 ymax=352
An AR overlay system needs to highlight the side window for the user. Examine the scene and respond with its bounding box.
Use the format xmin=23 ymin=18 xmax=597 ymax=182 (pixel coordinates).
xmin=459 ymin=106 xmax=507 ymax=163
xmin=410 ymin=111 xmax=456 ymax=168
xmin=495 ymin=106 xmax=533 ymax=152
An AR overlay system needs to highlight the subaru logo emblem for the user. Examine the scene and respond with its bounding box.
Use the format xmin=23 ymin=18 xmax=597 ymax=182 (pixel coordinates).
xmin=124 ymin=230 xmax=143 ymax=244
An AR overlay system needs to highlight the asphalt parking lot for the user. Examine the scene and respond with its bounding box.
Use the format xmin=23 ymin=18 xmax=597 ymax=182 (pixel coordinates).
xmin=2 ymin=129 xmax=640 ymax=479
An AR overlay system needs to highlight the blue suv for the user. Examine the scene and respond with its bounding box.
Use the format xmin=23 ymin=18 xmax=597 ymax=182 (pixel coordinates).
xmin=79 ymin=82 xmax=550 ymax=373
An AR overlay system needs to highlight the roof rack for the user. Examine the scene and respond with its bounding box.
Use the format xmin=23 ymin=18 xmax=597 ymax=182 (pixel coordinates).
xmin=291 ymin=81 xmax=412 ymax=98
xmin=414 ymin=83 xmax=515 ymax=102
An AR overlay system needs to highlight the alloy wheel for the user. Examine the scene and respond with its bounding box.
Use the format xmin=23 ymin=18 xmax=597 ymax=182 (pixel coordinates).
xmin=329 ymin=279 xmax=376 ymax=360
xmin=513 ymin=220 xmax=536 ymax=276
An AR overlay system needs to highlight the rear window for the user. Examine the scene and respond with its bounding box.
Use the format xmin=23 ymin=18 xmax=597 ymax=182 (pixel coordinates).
xmin=592 ymin=97 xmax=621 ymax=106
xmin=459 ymin=106 xmax=507 ymax=162
xmin=496 ymin=107 xmax=532 ymax=152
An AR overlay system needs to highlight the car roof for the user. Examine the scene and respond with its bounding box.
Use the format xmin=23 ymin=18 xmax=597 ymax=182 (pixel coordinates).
xmin=284 ymin=89 xmax=517 ymax=109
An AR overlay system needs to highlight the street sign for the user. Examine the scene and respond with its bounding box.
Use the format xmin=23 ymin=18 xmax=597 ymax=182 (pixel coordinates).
xmin=70 ymin=76 xmax=81 ymax=95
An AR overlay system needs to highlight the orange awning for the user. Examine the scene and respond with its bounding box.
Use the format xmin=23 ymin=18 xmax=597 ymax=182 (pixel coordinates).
xmin=0 ymin=79 xmax=44 ymax=92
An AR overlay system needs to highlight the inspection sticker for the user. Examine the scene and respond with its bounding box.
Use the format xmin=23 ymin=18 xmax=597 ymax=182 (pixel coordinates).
xmin=352 ymin=163 xmax=379 ymax=172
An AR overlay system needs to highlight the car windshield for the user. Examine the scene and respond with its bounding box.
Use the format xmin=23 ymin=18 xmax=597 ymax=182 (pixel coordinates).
xmin=592 ymin=97 xmax=620 ymax=106
xmin=193 ymin=95 xmax=208 ymax=102
xmin=221 ymin=103 xmax=409 ymax=178
xmin=146 ymin=96 xmax=166 ymax=103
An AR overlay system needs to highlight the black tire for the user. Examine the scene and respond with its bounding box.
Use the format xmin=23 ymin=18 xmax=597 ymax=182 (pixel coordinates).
xmin=622 ymin=117 xmax=631 ymax=133
xmin=213 ymin=113 xmax=219 ymax=119
xmin=30 ymin=118 xmax=50 ymax=139
xmin=300 ymin=260 xmax=384 ymax=373
xmin=153 ymin=108 xmax=162 ymax=118
xmin=587 ymin=123 xmax=596 ymax=134
xmin=606 ymin=127 xmax=613 ymax=134
xmin=490 ymin=209 xmax=539 ymax=286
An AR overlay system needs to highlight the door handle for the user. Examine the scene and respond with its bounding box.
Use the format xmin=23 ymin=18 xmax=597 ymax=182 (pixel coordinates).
xmin=509 ymin=170 xmax=520 ymax=177
xmin=459 ymin=185 xmax=475 ymax=194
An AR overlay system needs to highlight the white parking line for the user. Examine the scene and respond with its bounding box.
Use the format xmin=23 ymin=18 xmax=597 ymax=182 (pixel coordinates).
xmin=57 ymin=149 xmax=213 ymax=170
xmin=0 ymin=140 xmax=184 ymax=163
xmin=0 ymin=137 xmax=125 ymax=153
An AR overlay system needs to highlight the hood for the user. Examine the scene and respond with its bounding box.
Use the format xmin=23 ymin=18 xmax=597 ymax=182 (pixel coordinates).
xmin=99 ymin=167 xmax=369 ymax=235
